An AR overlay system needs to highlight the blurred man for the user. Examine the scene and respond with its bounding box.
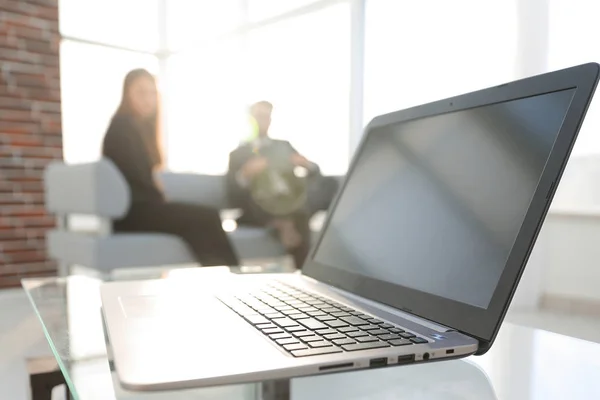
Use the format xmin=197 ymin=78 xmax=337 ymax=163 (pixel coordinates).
xmin=227 ymin=101 xmax=327 ymax=268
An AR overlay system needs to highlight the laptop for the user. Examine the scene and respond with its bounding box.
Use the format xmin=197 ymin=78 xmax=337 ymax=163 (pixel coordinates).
xmin=101 ymin=63 xmax=599 ymax=391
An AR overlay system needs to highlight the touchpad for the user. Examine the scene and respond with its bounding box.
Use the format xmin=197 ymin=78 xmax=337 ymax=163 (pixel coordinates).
xmin=118 ymin=294 xmax=197 ymax=319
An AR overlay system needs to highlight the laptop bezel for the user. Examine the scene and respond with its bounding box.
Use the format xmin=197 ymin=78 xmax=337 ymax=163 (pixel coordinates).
xmin=303 ymin=63 xmax=599 ymax=353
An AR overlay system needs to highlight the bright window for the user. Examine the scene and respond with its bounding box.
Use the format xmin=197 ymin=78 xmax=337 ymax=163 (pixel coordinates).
xmin=59 ymin=0 xmax=159 ymax=52
xmin=60 ymin=41 xmax=158 ymax=164
xmin=166 ymin=40 xmax=247 ymax=174
xmin=247 ymin=0 xmax=321 ymax=21
xmin=243 ymin=4 xmax=351 ymax=174
xmin=166 ymin=0 xmax=244 ymax=51
xmin=548 ymin=0 xmax=600 ymax=155
xmin=364 ymin=0 xmax=518 ymax=122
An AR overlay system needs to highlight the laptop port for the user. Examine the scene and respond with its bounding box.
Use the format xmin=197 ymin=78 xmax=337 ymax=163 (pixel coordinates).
xmin=446 ymin=349 xmax=455 ymax=355
xmin=319 ymin=362 xmax=353 ymax=371
xmin=397 ymin=354 xmax=415 ymax=365
xmin=369 ymin=357 xmax=388 ymax=368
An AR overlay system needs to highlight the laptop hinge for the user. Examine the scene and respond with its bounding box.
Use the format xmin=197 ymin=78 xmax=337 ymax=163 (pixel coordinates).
xmin=302 ymin=275 xmax=455 ymax=333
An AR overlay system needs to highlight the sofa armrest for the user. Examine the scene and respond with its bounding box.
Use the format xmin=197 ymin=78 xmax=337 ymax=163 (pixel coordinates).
xmin=159 ymin=172 xmax=231 ymax=209
xmin=44 ymin=160 xmax=130 ymax=218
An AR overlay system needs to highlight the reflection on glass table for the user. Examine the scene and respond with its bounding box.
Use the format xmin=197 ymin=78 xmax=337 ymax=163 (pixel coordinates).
xmin=22 ymin=268 xmax=600 ymax=400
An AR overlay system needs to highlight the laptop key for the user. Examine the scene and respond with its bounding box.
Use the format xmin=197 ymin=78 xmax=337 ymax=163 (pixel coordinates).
xmin=367 ymin=318 xmax=384 ymax=325
xmin=332 ymin=338 xmax=357 ymax=346
xmin=400 ymin=332 xmax=416 ymax=339
xmin=321 ymin=307 xmax=341 ymax=313
xmin=325 ymin=319 xmax=349 ymax=328
xmin=297 ymin=318 xmax=328 ymax=330
xmin=361 ymin=325 xmax=380 ymax=331
xmin=283 ymin=343 xmax=308 ymax=351
xmin=300 ymin=335 xmax=323 ymax=343
xmin=389 ymin=339 xmax=413 ymax=346
xmin=410 ymin=337 xmax=428 ymax=344
xmin=288 ymin=313 xmax=309 ymax=320
xmin=347 ymin=330 xmax=369 ymax=338
xmin=316 ymin=328 xmax=338 ymax=335
xmin=338 ymin=326 xmax=359 ymax=333
xmin=315 ymin=315 xmax=336 ymax=321
xmin=297 ymin=307 xmax=318 ymax=313
xmin=264 ymin=313 xmax=285 ymax=319
xmin=309 ymin=341 xmax=333 ymax=348
xmin=378 ymin=334 xmax=401 ymax=341
xmin=369 ymin=329 xmax=390 ymax=336
xmin=356 ymin=335 xmax=379 ymax=343
xmin=293 ymin=331 xmax=314 ymax=337
xmin=276 ymin=337 xmax=300 ymax=345
xmin=291 ymin=347 xmax=343 ymax=357
xmin=245 ymin=315 xmax=269 ymax=325
xmin=285 ymin=326 xmax=306 ymax=333
xmin=323 ymin=333 xmax=346 ymax=340
xmin=272 ymin=317 xmax=299 ymax=328
xmin=269 ymin=332 xmax=292 ymax=339
xmin=341 ymin=341 xmax=390 ymax=352
xmin=331 ymin=311 xmax=351 ymax=318
xmin=281 ymin=309 xmax=300 ymax=315
xmin=340 ymin=316 xmax=369 ymax=326
xmin=380 ymin=324 xmax=395 ymax=329
xmin=256 ymin=323 xmax=276 ymax=330
xmin=262 ymin=328 xmax=284 ymax=334
xmin=307 ymin=311 xmax=326 ymax=317
xmin=389 ymin=328 xmax=405 ymax=334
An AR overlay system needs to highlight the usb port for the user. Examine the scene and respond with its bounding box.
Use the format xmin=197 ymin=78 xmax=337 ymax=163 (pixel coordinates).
xmin=369 ymin=357 xmax=388 ymax=368
xmin=397 ymin=354 xmax=415 ymax=365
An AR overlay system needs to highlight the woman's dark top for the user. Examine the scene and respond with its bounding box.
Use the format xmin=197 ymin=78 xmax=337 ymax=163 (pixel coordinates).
xmin=102 ymin=114 xmax=163 ymax=203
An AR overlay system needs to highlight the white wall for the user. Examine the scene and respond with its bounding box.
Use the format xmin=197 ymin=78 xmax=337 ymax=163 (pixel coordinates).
xmin=536 ymin=156 xmax=600 ymax=304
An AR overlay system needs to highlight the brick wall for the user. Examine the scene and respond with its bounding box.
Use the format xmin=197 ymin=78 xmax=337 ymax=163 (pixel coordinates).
xmin=0 ymin=0 xmax=62 ymax=288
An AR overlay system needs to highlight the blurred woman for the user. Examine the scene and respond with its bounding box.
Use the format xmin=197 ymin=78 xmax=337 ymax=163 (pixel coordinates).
xmin=102 ymin=69 xmax=239 ymax=266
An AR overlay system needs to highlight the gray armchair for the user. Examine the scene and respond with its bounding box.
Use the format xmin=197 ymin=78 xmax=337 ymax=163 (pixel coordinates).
xmin=44 ymin=159 xmax=341 ymax=275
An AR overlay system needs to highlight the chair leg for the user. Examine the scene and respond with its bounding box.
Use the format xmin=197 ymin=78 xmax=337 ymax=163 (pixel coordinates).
xmin=57 ymin=262 xmax=71 ymax=277
xmin=28 ymin=356 xmax=70 ymax=400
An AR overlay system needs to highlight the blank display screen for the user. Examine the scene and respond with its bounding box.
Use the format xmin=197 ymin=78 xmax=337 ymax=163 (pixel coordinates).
xmin=314 ymin=89 xmax=575 ymax=308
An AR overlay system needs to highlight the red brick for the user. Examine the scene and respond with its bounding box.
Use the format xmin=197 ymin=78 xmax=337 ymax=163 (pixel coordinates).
xmin=0 ymin=121 xmax=40 ymax=134
xmin=0 ymin=239 xmax=43 ymax=251
xmin=0 ymin=47 xmax=59 ymax=66
xmin=1 ymin=250 xmax=47 ymax=264
xmin=7 ymin=24 xmax=48 ymax=41
xmin=0 ymin=260 xmax=56 ymax=276
xmin=0 ymin=133 xmax=62 ymax=148
xmin=0 ymin=96 xmax=33 ymax=110
xmin=0 ymin=205 xmax=47 ymax=216
xmin=0 ymin=269 xmax=56 ymax=288
xmin=20 ymin=38 xmax=55 ymax=55
xmin=0 ymin=229 xmax=46 ymax=241
xmin=0 ymin=110 xmax=32 ymax=122
xmin=2 ymin=11 xmax=59 ymax=33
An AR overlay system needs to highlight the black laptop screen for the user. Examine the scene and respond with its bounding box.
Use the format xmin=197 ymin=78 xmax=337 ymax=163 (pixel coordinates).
xmin=313 ymin=89 xmax=575 ymax=309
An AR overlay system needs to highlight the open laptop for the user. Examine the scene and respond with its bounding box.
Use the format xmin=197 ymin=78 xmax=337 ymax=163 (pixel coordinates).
xmin=101 ymin=63 xmax=599 ymax=391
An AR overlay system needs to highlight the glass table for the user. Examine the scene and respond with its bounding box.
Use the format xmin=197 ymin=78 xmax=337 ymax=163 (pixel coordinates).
xmin=23 ymin=268 xmax=600 ymax=400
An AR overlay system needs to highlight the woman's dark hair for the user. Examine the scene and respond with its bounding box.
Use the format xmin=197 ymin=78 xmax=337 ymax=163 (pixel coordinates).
xmin=116 ymin=68 xmax=163 ymax=167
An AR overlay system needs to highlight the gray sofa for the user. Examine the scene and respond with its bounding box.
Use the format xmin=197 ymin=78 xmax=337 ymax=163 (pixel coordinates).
xmin=44 ymin=159 xmax=340 ymax=275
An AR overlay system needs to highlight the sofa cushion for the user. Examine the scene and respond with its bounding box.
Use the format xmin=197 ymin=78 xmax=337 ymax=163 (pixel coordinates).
xmin=47 ymin=227 xmax=288 ymax=271
xmin=45 ymin=160 xmax=131 ymax=218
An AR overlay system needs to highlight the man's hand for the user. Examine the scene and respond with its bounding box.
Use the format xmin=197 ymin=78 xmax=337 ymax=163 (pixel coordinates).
xmin=290 ymin=153 xmax=311 ymax=168
xmin=241 ymin=156 xmax=268 ymax=179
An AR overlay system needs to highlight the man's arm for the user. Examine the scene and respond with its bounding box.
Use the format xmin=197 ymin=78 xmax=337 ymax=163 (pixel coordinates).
xmin=226 ymin=148 xmax=249 ymax=208
xmin=287 ymin=142 xmax=320 ymax=174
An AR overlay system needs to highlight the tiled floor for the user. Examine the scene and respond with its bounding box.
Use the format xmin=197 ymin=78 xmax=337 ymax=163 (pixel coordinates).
xmin=2 ymin=287 xmax=600 ymax=400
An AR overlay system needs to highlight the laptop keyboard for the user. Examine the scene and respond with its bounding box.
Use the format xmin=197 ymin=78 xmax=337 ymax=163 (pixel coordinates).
xmin=218 ymin=281 xmax=430 ymax=357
